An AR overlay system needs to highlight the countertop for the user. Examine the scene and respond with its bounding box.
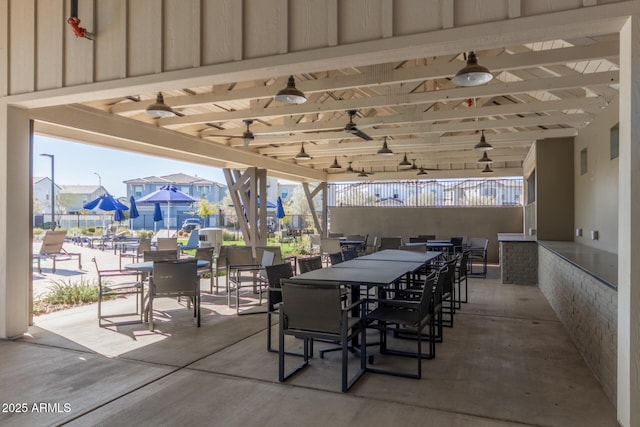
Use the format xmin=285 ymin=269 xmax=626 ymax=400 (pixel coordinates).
xmin=538 ymin=240 xmax=617 ymax=289
xmin=497 ymin=233 xmax=537 ymax=242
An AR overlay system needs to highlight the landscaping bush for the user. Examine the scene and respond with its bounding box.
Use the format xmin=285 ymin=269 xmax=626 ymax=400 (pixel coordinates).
xmin=33 ymin=277 xmax=104 ymax=315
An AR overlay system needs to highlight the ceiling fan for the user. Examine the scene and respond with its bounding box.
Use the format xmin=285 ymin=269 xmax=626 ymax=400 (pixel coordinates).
xmin=207 ymin=119 xmax=282 ymax=147
xmin=343 ymin=110 xmax=374 ymax=141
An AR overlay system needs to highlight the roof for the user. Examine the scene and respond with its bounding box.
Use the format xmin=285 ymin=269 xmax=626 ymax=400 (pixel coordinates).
xmin=124 ymin=173 xmax=217 ymax=186
xmin=59 ymin=185 xmax=100 ymax=194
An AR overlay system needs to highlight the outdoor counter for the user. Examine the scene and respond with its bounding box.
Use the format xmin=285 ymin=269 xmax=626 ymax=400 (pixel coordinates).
xmin=497 ymin=233 xmax=538 ymax=285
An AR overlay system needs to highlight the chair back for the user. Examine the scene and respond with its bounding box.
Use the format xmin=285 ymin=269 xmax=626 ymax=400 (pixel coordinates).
xmin=399 ymin=243 xmax=426 ymax=253
xmin=328 ymin=232 xmax=344 ymax=238
xmin=469 ymin=237 xmax=489 ymax=250
xmin=39 ymin=230 xmax=67 ymax=255
xmin=450 ymin=236 xmax=464 ymax=252
xmin=144 ymin=249 xmax=178 ymax=262
xmin=409 ymin=236 xmax=429 ymax=243
xmin=298 ymin=256 xmax=323 ymax=273
xmin=346 ymin=234 xmax=365 ymax=242
xmin=442 ymin=257 xmax=457 ymax=294
xmin=379 ymin=237 xmax=402 ymax=250
xmin=280 ymin=279 xmax=344 ymax=334
xmin=418 ymin=234 xmax=436 ymax=240
xmin=265 ymin=262 xmax=294 ymax=309
xmin=261 ymin=250 xmax=276 ymax=268
xmin=225 ymin=246 xmax=254 ymax=267
xmin=157 ymin=237 xmax=178 ymax=251
xmin=320 ymin=238 xmax=342 ymax=254
xmin=329 ymin=252 xmax=344 ymax=265
xmin=458 ymin=250 xmax=470 ymax=278
xmin=342 ymin=247 xmax=358 ymax=261
xmin=151 ymin=259 xmax=198 ymax=295
xmin=137 ymin=238 xmax=152 ymax=255
xmin=309 ymin=234 xmax=321 ymax=253
xmin=255 ymin=246 xmax=283 ymax=265
xmin=182 ymin=230 xmax=200 ymax=248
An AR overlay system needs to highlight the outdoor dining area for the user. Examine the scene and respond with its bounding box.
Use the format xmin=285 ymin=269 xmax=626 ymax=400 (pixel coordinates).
xmin=17 ymin=235 xmax=618 ymax=426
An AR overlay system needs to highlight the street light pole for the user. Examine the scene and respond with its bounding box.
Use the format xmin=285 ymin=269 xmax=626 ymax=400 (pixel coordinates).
xmin=40 ymin=153 xmax=55 ymax=230
xmin=93 ymin=172 xmax=102 ymax=190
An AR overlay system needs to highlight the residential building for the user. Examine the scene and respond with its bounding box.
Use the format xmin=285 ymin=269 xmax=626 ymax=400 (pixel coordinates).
xmin=124 ymin=173 xmax=227 ymax=230
xmin=32 ymin=176 xmax=60 ymax=215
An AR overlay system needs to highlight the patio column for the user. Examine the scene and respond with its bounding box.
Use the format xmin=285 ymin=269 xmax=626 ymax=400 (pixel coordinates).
xmin=618 ymin=14 xmax=640 ymax=427
xmin=0 ymin=104 xmax=32 ymax=339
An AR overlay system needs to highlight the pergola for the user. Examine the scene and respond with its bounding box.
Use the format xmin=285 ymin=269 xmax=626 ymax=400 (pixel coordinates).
xmin=0 ymin=1 xmax=639 ymax=424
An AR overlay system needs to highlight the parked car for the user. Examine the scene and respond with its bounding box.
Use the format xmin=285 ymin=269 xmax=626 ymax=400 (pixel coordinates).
xmin=181 ymin=218 xmax=201 ymax=232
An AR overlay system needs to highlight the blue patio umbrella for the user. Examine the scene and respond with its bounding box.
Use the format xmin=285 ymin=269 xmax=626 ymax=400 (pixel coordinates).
xmin=137 ymin=185 xmax=198 ymax=230
xmin=276 ymin=196 xmax=286 ymax=219
xmin=152 ymin=203 xmax=163 ymax=232
xmin=83 ymin=193 xmax=129 ymax=212
xmin=128 ymin=195 xmax=140 ymax=230
xmin=113 ymin=209 xmax=126 ymax=222
xmin=128 ymin=195 xmax=140 ymax=219
xmin=83 ymin=193 xmax=128 ymax=230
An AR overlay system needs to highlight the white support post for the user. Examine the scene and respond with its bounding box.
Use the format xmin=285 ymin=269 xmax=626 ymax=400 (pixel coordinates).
xmin=0 ymin=104 xmax=32 ymax=338
xmin=618 ymin=14 xmax=640 ymax=427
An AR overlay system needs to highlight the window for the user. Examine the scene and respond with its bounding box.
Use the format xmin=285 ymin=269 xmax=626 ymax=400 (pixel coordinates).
xmin=281 ymin=189 xmax=288 ymax=199
xmin=610 ymin=124 xmax=619 ymax=160
xmin=527 ymin=171 xmax=536 ymax=204
xmin=580 ymin=148 xmax=588 ymax=175
xmin=133 ymin=185 xmax=143 ymax=198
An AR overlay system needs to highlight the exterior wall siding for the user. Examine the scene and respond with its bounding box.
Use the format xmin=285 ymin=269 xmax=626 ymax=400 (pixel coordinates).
xmin=0 ymin=0 xmax=628 ymax=98
xmin=538 ymin=245 xmax=617 ymax=404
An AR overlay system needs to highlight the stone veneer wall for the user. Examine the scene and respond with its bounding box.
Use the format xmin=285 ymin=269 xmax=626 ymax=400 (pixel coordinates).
xmin=538 ymin=245 xmax=617 ymax=404
xmin=500 ymin=241 xmax=538 ymax=285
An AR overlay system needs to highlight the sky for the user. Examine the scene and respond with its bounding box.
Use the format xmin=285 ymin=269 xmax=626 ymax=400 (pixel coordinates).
xmin=33 ymin=135 xmax=227 ymax=197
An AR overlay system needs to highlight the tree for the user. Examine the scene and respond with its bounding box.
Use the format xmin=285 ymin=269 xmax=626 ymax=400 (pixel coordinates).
xmin=196 ymin=198 xmax=218 ymax=225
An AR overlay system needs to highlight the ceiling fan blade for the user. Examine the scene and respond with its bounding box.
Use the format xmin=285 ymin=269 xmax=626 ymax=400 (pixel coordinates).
xmin=352 ymin=129 xmax=373 ymax=141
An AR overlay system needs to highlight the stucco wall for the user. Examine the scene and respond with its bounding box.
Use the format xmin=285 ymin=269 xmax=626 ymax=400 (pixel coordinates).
xmin=574 ymin=98 xmax=619 ymax=254
xmin=329 ymin=206 xmax=523 ymax=263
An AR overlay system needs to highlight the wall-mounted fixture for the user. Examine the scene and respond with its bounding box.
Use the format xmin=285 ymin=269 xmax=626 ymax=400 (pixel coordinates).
xmin=576 ymin=228 xmax=583 ymax=237
xmin=591 ymin=230 xmax=599 ymax=240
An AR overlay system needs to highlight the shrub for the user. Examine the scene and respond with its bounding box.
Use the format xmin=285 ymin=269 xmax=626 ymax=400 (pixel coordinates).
xmin=42 ymin=277 xmax=100 ymax=306
xmin=33 ymin=228 xmax=45 ymax=237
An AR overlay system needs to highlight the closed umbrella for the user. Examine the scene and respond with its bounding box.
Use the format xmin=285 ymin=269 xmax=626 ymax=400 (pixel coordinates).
xmin=153 ymin=203 xmax=163 ymax=232
xmin=276 ymin=196 xmax=286 ymax=232
xmin=129 ymin=195 xmax=139 ymax=230
xmin=137 ymin=185 xmax=198 ymax=231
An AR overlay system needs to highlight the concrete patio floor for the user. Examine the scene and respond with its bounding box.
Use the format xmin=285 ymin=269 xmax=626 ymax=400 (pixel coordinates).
xmin=2 ymin=264 xmax=618 ymax=427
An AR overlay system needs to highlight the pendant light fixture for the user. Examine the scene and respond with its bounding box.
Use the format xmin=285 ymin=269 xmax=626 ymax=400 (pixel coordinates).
xmin=417 ymin=166 xmax=428 ymax=176
xmin=274 ymin=76 xmax=307 ymax=104
xmin=146 ymin=92 xmax=176 ymax=117
xmin=452 ymin=51 xmax=493 ymax=87
xmin=481 ymin=164 xmax=494 ymax=173
xmin=376 ymin=137 xmax=394 ymax=156
xmin=474 ymin=130 xmax=493 ymax=151
xmin=477 ymin=151 xmax=493 ymax=164
xmin=294 ymin=143 xmax=312 ymax=160
xmin=357 ymin=168 xmax=369 ymax=177
xmin=398 ymin=153 xmax=412 ymax=168
xmin=328 ymin=156 xmax=342 ymax=169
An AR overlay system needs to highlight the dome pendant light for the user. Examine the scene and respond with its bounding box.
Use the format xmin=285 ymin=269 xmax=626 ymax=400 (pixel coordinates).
xmin=417 ymin=166 xmax=428 ymax=176
xmin=329 ymin=156 xmax=342 ymax=169
xmin=399 ymin=153 xmax=412 ymax=168
xmin=481 ymin=164 xmax=494 ymax=173
xmin=376 ymin=137 xmax=394 ymax=156
xmin=474 ymin=130 xmax=494 ymax=151
xmin=295 ymin=143 xmax=312 ymax=160
xmin=477 ymin=151 xmax=493 ymax=164
xmin=274 ymin=76 xmax=307 ymax=104
xmin=452 ymin=52 xmax=493 ymax=87
xmin=357 ymin=168 xmax=369 ymax=177
xmin=146 ymin=92 xmax=176 ymax=117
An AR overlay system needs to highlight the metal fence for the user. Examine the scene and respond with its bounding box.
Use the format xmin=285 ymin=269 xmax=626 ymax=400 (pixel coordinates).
xmin=328 ymin=178 xmax=523 ymax=208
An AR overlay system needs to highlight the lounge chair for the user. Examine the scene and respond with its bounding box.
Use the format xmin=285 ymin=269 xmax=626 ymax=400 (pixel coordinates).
xmin=179 ymin=229 xmax=200 ymax=253
xmin=38 ymin=230 xmax=82 ymax=273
